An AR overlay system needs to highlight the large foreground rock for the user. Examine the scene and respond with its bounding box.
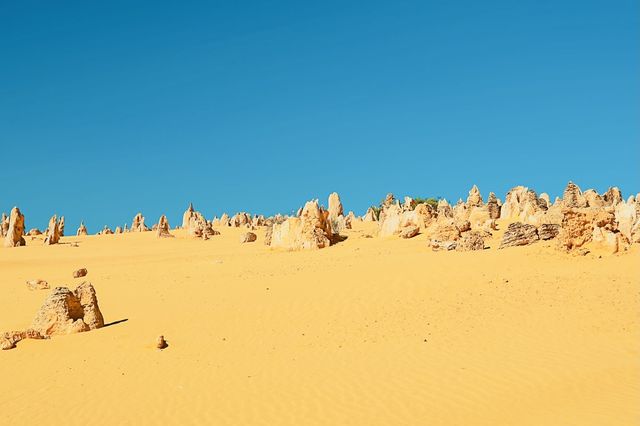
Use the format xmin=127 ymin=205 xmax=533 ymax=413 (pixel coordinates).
xmin=31 ymin=282 xmax=104 ymax=336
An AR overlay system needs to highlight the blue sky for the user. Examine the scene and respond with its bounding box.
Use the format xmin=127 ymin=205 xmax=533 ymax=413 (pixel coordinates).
xmin=1 ymin=0 xmax=638 ymax=232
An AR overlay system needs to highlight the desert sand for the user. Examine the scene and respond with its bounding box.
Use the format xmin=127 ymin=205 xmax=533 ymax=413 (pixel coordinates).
xmin=1 ymin=219 xmax=639 ymax=425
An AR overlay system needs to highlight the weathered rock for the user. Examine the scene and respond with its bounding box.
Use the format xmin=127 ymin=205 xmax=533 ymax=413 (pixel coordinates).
xmin=3 ymin=207 xmax=26 ymax=248
xmin=156 ymin=335 xmax=168 ymax=349
xmin=76 ymin=222 xmax=88 ymax=236
xmin=156 ymin=215 xmax=173 ymax=238
xmin=230 ymin=212 xmax=251 ymax=227
xmin=264 ymin=226 xmax=273 ymax=246
xmin=187 ymin=210 xmax=219 ymax=239
xmin=539 ymin=193 xmax=551 ymax=208
xmin=400 ymin=225 xmax=419 ymax=239
xmin=583 ymin=190 xmax=604 ymax=208
xmin=43 ymin=215 xmax=61 ymax=245
xmin=1 ymin=329 xmax=47 ymax=350
xmin=437 ymin=199 xmax=453 ymax=218
xmin=27 ymin=228 xmax=42 ymax=236
xmin=0 ymin=212 xmax=8 ymax=238
xmin=269 ymin=200 xmax=332 ymax=250
xmin=538 ymin=223 xmax=560 ymax=240
xmin=456 ymin=220 xmax=471 ymax=233
xmin=363 ymin=207 xmax=378 ymax=222
xmin=427 ymin=220 xmax=462 ymax=242
xmin=562 ymin=182 xmax=587 ymax=208
xmin=30 ymin=282 xmax=104 ymax=336
xmin=402 ymin=196 xmax=416 ymax=211
xmin=382 ymin=193 xmax=395 ymax=209
xmin=591 ymin=226 xmax=623 ymax=254
xmin=182 ymin=203 xmax=197 ymax=229
xmin=466 ymin=185 xmax=483 ymax=207
xmin=98 ymin=226 xmax=114 ymax=235
xmin=499 ymin=222 xmax=539 ymax=249
xmin=26 ymin=279 xmax=49 ymax=290
xmin=500 ymin=186 xmax=547 ymax=223
xmin=131 ymin=213 xmax=149 ymax=232
xmin=456 ymin=231 xmax=485 ymax=251
xmin=115 ymin=226 xmax=123 ymax=234
xmin=603 ymin=187 xmax=623 ymax=206
xmin=378 ymin=203 xmax=403 ymax=237
xmin=73 ymin=268 xmax=88 ymax=278
xmin=240 ymin=232 xmax=257 ymax=243
xmin=557 ymin=208 xmax=617 ymax=252
xmin=614 ymin=201 xmax=636 ymax=243
xmin=430 ymin=240 xmax=457 ymax=251
xmin=59 ymin=216 xmax=65 ymax=237
xmin=486 ymin=192 xmax=501 ymax=219
xmin=328 ymin=192 xmax=344 ymax=218
xmin=219 ymin=213 xmax=230 ymax=227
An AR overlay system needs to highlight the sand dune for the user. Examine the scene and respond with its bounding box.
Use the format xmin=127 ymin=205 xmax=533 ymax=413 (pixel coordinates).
xmin=1 ymin=222 xmax=638 ymax=425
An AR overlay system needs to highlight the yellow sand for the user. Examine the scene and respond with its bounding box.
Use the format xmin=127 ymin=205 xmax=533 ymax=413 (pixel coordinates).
xmin=1 ymin=222 xmax=639 ymax=425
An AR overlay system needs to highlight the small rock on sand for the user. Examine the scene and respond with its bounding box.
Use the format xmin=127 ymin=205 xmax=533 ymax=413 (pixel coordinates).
xmin=26 ymin=279 xmax=49 ymax=290
xmin=157 ymin=335 xmax=168 ymax=349
xmin=73 ymin=268 xmax=88 ymax=278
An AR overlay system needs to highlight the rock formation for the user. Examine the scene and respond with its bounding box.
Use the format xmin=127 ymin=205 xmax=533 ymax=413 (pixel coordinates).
xmin=26 ymin=279 xmax=49 ymax=291
xmin=363 ymin=207 xmax=378 ymax=222
xmin=456 ymin=231 xmax=485 ymax=251
xmin=538 ymin=223 xmax=560 ymax=240
xmin=73 ymin=268 xmax=88 ymax=278
xmin=486 ymin=192 xmax=501 ymax=219
xmin=499 ymin=222 xmax=539 ymax=248
xmin=156 ymin=335 xmax=168 ymax=349
xmin=500 ymin=186 xmax=547 ymax=223
xmin=182 ymin=203 xmax=196 ymax=229
xmin=131 ymin=213 xmax=149 ymax=232
xmin=3 ymin=207 xmax=26 ymax=247
xmin=399 ymin=225 xmax=419 ymax=239
xmin=562 ymin=181 xmax=587 ymax=208
xmin=466 ymin=185 xmax=483 ymax=207
xmin=603 ymin=187 xmax=623 ymax=206
xmin=76 ymin=222 xmax=88 ymax=236
xmin=269 ymin=200 xmax=333 ymax=250
xmin=30 ymin=282 xmax=104 ymax=336
xmin=98 ymin=226 xmax=114 ymax=235
xmin=219 ymin=213 xmax=230 ymax=227
xmin=156 ymin=215 xmax=173 ymax=238
xmin=240 ymin=232 xmax=257 ymax=243
xmin=557 ymin=208 xmax=622 ymax=253
xmin=59 ymin=216 xmax=65 ymax=237
xmin=0 ymin=212 xmax=8 ymax=238
xmin=43 ymin=215 xmax=61 ymax=245
xmin=1 ymin=329 xmax=46 ymax=350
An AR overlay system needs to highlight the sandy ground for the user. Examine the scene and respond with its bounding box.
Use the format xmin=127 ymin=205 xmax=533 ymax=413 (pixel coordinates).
xmin=1 ymin=221 xmax=639 ymax=425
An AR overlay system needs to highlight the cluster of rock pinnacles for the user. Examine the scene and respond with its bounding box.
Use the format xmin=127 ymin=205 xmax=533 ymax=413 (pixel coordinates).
xmin=2 ymin=182 xmax=638 ymax=350
xmin=2 ymin=182 xmax=639 ymax=253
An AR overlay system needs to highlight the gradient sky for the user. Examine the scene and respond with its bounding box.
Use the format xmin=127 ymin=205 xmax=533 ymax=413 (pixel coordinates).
xmin=1 ymin=0 xmax=638 ymax=232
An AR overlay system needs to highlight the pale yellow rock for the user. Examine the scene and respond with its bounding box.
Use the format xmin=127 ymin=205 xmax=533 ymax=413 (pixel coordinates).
xmin=3 ymin=207 xmax=26 ymax=248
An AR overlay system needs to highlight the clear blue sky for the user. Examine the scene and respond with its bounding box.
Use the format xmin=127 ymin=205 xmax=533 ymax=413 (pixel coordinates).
xmin=1 ymin=0 xmax=638 ymax=232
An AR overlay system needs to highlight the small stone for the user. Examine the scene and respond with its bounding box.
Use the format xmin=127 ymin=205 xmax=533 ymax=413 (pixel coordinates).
xmin=73 ymin=268 xmax=88 ymax=278
xmin=240 ymin=232 xmax=257 ymax=243
xmin=26 ymin=279 xmax=49 ymax=291
xmin=399 ymin=225 xmax=419 ymax=239
xmin=156 ymin=335 xmax=168 ymax=349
